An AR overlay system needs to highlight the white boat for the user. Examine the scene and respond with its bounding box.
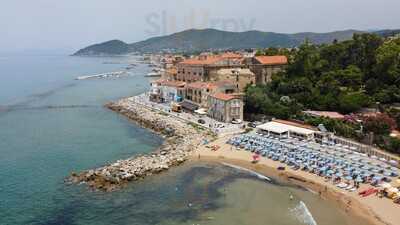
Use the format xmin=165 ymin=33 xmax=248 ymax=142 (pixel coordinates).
xmin=145 ymin=72 xmax=161 ymax=77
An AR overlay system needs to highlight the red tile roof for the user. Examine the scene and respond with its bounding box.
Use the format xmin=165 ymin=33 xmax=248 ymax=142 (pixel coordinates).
xmin=210 ymin=93 xmax=238 ymax=101
xmin=186 ymin=81 xmax=236 ymax=90
xmin=273 ymin=119 xmax=318 ymax=131
xmin=180 ymin=56 xmax=223 ymax=65
xmin=160 ymin=80 xmax=186 ymax=87
xmin=179 ymin=52 xmax=243 ymax=66
xmin=255 ymin=55 xmax=287 ymax=65
xmin=186 ymin=82 xmax=210 ymax=89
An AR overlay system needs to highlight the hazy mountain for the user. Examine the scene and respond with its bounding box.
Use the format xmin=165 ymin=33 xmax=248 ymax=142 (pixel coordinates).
xmin=73 ymin=28 xmax=400 ymax=56
xmin=73 ymin=40 xmax=130 ymax=56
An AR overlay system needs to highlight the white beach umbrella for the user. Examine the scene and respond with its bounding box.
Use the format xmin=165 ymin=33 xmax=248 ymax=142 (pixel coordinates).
xmin=380 ymin=182 xmax=392 ymax=188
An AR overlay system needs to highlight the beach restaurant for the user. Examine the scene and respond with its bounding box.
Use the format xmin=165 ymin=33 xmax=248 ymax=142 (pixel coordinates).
xmin=256 ymin=120 xmax=316 ymax=141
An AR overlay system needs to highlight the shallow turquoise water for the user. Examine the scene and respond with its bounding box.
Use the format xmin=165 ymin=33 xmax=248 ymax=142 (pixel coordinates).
xmin=0 ymin=55 xmax=368 ymax=225
xmin=0 ymin=55 xmax=163 ymax=224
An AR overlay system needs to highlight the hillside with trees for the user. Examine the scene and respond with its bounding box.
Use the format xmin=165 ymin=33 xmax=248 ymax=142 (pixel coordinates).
xmin=73 ymin=28 xmax=400 ymax=55
xmin=245 ymin=34 xmax=400 ymax=154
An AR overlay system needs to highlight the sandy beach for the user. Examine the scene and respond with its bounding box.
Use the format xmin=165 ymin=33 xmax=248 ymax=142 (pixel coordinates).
xmin=68 ymin=96 xmax=399 ymax=225
xmin=192 ymin=135 xmax=400 ymax=225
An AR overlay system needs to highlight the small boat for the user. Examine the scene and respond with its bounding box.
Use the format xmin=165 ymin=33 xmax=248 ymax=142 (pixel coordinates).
xmin=145 ymin=72 xmax=161 ymax=77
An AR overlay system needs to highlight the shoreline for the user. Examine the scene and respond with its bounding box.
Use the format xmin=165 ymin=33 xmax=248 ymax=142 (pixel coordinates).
xmin=66 ymin=95 xmax=398 ymax=225
xmin=66 ymin=97 xmax=213 ymax=191
xmin=191 ymin=136 xmax=400 ymax=225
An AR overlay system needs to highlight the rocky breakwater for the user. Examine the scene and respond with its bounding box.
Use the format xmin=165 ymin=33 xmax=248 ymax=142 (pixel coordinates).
xmin=67 ymin=98 xmax=212 ymax=191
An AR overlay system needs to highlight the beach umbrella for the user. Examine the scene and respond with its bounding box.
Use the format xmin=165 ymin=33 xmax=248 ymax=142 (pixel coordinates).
xmin=345 ymin=176 xmax=353 ymax=180
xmin=383 ymin=171 xmax=392 ymax=177
xmin=311 ymin=165 xmax=318 ymax=169
xmin=380 ymin=182 xmax=392 ymax=188
xmin=389 ymin=160 xmax=398 ymax=166
xmin=396 ymin=179 xmax=400 ymax=187
xmin=252 ymin=154 xmax=260 ymax=162
xmin=336 ymin=172 xmax=343 ymax=177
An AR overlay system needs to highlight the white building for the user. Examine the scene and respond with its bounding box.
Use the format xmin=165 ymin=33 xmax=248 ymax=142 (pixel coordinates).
xmin=256 ymin=120 xmax=316 ymax=141
xmin=149 ymin=80 xmax=185 ymax=103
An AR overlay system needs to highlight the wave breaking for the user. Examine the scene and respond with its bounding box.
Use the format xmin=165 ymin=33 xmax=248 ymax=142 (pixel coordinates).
xmin=290 ymin=201 xmax=318 ymax=225
xmin=221 ymin=162 xmax=272 ymax=182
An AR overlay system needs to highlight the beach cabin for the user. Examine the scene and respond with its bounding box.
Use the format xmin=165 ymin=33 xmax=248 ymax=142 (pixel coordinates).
xmin=256 ymin=120 xmax=316 ymax=141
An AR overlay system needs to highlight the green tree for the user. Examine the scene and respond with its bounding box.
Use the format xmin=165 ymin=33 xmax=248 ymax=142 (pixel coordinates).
xmin=338 ymin=92 xmax=370 ymax=114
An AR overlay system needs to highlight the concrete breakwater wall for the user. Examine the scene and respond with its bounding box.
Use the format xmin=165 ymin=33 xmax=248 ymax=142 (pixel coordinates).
xmin=66 ymin=98 xmax=210 ymax=191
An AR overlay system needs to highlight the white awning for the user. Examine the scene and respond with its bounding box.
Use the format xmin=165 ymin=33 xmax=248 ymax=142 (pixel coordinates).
xmin=256 ymin=122 xmax=289 ymax=134
xmin=256 ymin=121 xmax=315 ymax=135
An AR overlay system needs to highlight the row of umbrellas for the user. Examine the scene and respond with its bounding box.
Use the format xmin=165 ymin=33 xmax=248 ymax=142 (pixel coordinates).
xmin=227 ymin=134 xmax=399 ymax=183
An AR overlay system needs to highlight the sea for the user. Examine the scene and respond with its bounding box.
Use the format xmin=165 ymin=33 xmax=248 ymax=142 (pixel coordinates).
xmin=0 ymin=54 xmax=370 ymax=225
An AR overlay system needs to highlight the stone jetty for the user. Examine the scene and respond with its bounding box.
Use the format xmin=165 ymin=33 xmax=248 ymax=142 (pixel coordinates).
xmin=67 ymin=97 xmax=213 ymax=191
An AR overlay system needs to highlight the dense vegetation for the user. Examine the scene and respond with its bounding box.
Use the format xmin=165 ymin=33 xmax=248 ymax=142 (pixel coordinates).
xmin=246 ymin=34 xmax=400 ymax=154
xmin=74 ymin=29 xmax=400 ymax=55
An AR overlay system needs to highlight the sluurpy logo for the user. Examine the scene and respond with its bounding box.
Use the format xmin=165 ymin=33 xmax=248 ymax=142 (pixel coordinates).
xmin=145 ymin=9 xmax=256 ymax=36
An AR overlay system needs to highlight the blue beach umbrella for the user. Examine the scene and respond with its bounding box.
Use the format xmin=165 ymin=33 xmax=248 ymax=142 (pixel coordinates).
xmin=355 ymin=176 xmax=363 ymax=182
xmin=336 ymin=172 xmax=343 ymax=177
xmin=345 ymin=176 xmax=353 ymax=180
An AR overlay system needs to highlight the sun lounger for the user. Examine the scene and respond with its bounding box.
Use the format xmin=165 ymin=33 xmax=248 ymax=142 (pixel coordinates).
xmin=336 ymin=183 xmax=348 ymax=189
xmin=361 ymin=189 xmax=378 ymax=197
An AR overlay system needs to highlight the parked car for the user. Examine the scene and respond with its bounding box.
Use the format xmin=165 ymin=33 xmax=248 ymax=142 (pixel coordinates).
xmin=231 ymin=119 xmax=242 ymax=124
xmin=247 ymin=122 xmax=257 ymax=128
xmin=198 ymin=119 xmax=206 ymax=124
xmin=216 ymin=123 xmax=225 ymax=128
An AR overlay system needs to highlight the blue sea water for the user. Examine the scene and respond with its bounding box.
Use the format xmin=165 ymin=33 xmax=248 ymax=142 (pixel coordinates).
xmin=0 ymin=55 xmax=163 ymax=224
xmin=0 ymin=55 xmax=369 ymax=225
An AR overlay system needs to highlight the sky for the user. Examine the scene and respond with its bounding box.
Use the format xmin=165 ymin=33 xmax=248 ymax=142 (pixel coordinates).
xmin=1 ymin=0 xmax=399 ymax=54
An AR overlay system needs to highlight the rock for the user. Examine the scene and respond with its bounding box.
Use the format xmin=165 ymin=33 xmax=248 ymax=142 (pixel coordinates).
xmin=68 ymin=98 xmax=212 ymax=191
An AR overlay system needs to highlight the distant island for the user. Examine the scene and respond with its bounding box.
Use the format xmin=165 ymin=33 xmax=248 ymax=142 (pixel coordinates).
xmin=72 ymin=28 xmax=400 ymax=56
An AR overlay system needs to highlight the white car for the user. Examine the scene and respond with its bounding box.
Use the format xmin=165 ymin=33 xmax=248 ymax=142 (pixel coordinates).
xmin=231 ymin=119 xmax=242 ymax=124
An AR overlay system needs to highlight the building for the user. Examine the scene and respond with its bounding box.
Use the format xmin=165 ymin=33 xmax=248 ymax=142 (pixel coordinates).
xmin=256 ymin=120 xmax=317 ymax=140
xmin=208 ymin=93 xmax=243 ymax=123
xmin=149 ymin=80 xmax=185 ymax=103
xmin=177 ymin=54 xmax=286 ymax=85
xmin=211 ymin=68 xmax=255 ymax=92
xmin=246 ymin=55 xmax=288 ymax=84
xmin=176 ymin=53 xmax=244 ymax=82
xmin=185 ymin=81 xmax=238 ymax=108
xmin=162 ymin=67 xmax=178 ymax=80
